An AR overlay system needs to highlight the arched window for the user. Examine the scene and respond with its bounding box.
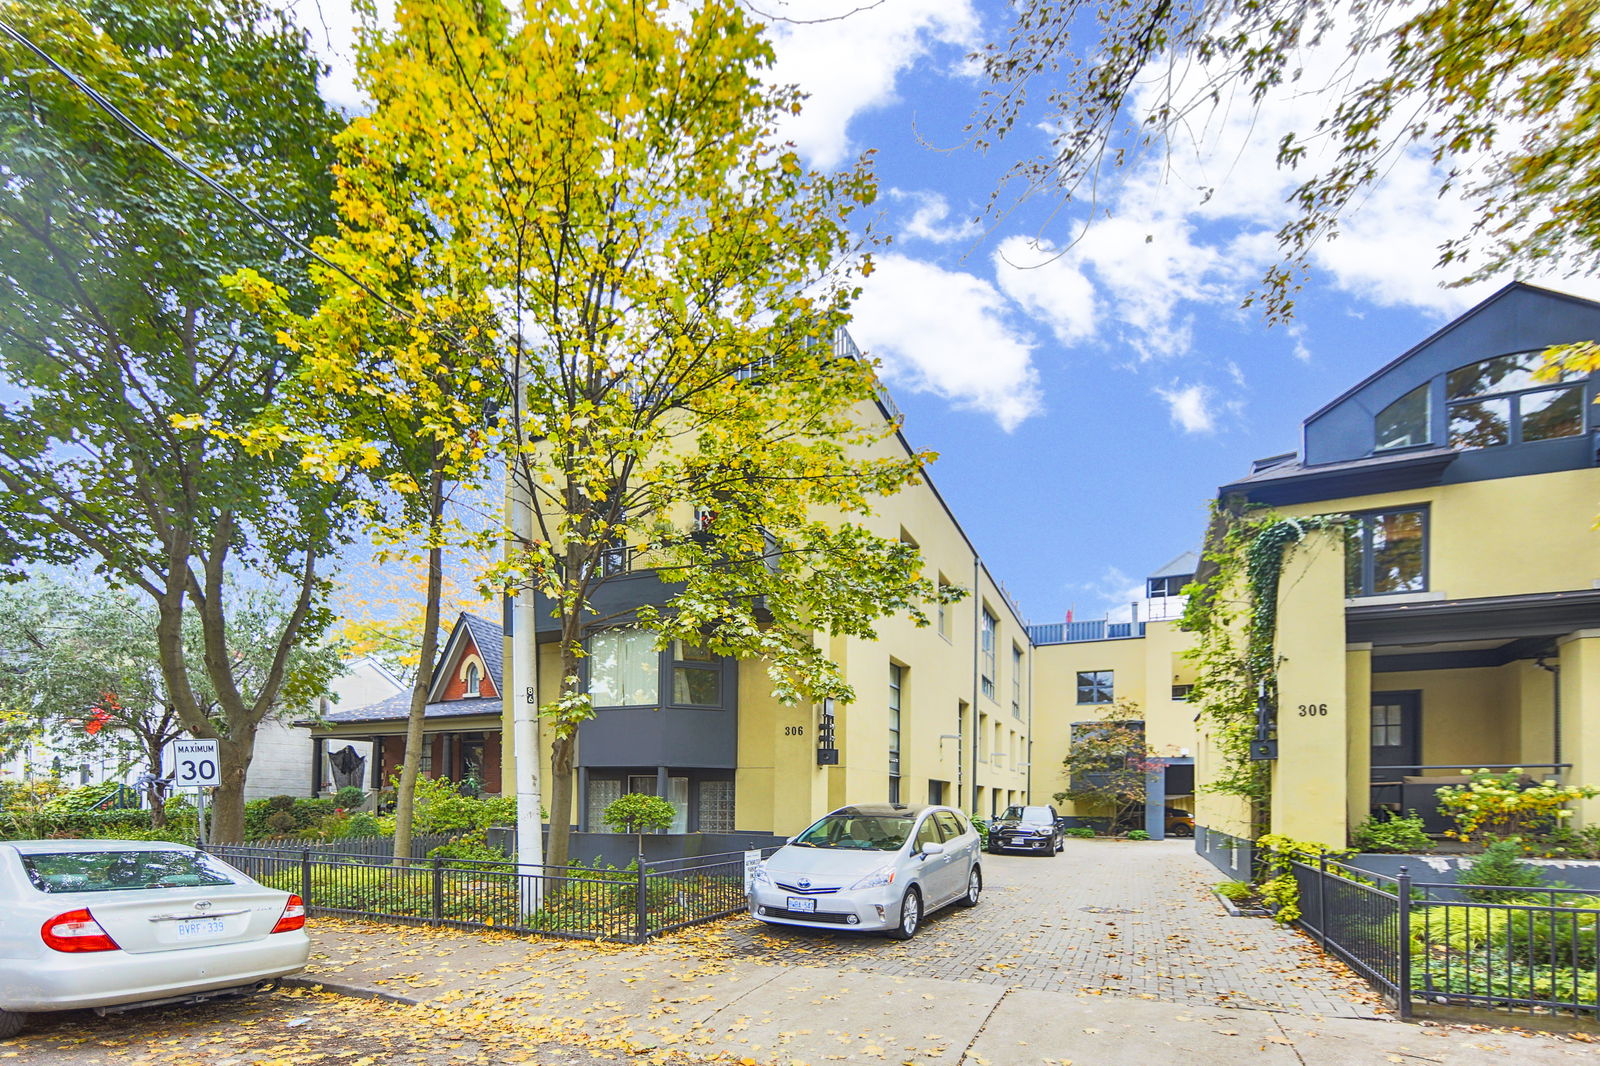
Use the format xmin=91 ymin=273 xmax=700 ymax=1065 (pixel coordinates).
xmin=1374 ymin=383 xmax=1430 ymax=452
xmin=1445 ymin=352 xmax=1584 ymax=449
xmin=464 ymin=663 xmax=480 ymax=694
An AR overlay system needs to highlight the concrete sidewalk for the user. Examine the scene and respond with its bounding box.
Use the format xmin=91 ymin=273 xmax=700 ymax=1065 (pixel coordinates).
xmin=294 ymin=919 xmax=1593 ymax=1066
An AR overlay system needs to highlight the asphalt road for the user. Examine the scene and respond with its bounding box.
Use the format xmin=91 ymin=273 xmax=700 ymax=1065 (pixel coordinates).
xmin=0 ymin=986 xmax=722 ymax=1066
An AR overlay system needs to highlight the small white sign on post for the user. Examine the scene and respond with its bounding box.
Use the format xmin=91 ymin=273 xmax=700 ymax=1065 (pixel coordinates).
xmin=172 ymin=739 xmax=221 ymax=788
xmin=743 ymin=849 xmax=761 ymax=893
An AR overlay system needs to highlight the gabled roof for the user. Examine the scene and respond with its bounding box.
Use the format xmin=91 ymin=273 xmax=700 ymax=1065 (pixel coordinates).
xmin=1149 ymin=551 xmax=1200 ymax=579
xmin=424 ymin=611 xmax=504 ymax=704
xmin=317 ymin=694 xmax=501 ymax=727
xmin=1303 ymin=281 xmax=1600 ymax=427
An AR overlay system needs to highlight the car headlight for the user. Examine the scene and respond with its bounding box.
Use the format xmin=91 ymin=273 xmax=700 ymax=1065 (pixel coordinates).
xmin=751 ymin=864 xmax=772 ymax=886
xmin=848 ymin=865 xmax=897 ymax=891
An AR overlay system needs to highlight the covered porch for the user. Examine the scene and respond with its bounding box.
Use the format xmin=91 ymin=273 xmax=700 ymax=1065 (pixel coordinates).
xmin=1347 ymin=591 xmax=1600 ymax=835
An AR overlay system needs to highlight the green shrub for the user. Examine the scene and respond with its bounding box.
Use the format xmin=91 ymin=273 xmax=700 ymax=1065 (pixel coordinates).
xmin=405 ymin=775 xmax=510 ymax=833
xmin=1351 ymin=811 xmax=1432 ymax=853
xmin=334 ymin=785 xmax=367 ymax=809
xmin=266 ymin=794 xmax=296 ymax=812
xmin=427 ymin=829 xmax=508 ymax=868
xmin=969 ymin=816 xmax=988 ymax=847
xmin=1216 ymin=880 xmax=1251 ymax=902
xmin=602 ymin=793 xmax=675 ymax=835
xmin=1460 ymin=839 xmax=1545 ymax=901
xmin=345 ymin=812 xmax=381 ymax=838
xmin=1064 ymin=826 xmax=1095 ymax=838
xmin=266 ymin=810 xmax=298 ymax=834
xmin=1126 ymin=829 xmax=1151 ymax=841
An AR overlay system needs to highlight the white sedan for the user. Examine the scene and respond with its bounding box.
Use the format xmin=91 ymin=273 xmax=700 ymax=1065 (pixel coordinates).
xmin=749 ymin=803 xmax=982 ymax=940
xmin=0 ymin=840 xmax=310 ymax=1038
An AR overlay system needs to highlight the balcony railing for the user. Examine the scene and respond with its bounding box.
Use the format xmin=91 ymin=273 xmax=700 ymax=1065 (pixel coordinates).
xmin=1027 ymin=619 xmax=1148 ymax=645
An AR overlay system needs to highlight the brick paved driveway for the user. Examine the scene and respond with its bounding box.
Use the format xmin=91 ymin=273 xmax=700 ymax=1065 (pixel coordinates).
xmin=699 ymin=838 xmax=1382 ymax=1018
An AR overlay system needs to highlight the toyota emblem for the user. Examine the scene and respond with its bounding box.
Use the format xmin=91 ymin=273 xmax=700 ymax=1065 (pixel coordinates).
xmin=797 ymin=877 xmax=811 ymax=890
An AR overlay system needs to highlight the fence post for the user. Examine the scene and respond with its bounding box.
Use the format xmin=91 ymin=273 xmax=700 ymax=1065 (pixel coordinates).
xmin=1317 ymin=851 xmax=1329 ymax=948
xmin=300 ymin=849 xmax=312 ymax=905
xmin=431 ymin=856 xmax=444 ymax=921
xmin=634 ymin=860 xmax=650 ymax=943
xmin=1396 ymin=866 xmax=1412 ymax=1020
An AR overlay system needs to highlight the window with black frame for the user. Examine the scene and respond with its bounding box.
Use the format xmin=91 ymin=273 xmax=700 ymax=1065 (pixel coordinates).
xmin=1076 ymin=670 xmax=1113 ymax=704
xmin=1345 ymin=508 xmax=1426 ymax=596
xmin=671 ymin=640 xmax=722 ymax=707
xmin=1445 ymin=351 xmax=1585 ymax=450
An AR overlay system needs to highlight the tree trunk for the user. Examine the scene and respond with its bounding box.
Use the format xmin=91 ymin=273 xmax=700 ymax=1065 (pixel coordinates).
xmin=393 ymin=459 xmax=447 ymax=863
xmin=544 ymin=637 xmax=584 ymax=870
xmin=209 ymin=734 xmax=254 ymax=843
xmin=145 ymin=735 xmax=167 ymax=830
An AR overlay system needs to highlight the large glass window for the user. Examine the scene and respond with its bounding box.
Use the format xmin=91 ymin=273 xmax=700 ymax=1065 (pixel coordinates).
xmin=980 ymin=609 xmax=997 ymax=700
xmin=888 ymin=663 xmax=903 ymax=778
xmin=588 ymin=630 xmax=659 ymax=707
xmin=1076 ymin=670 xmax=1114 ymax=704
xmin=670 ymin=640 xmax=721 ymax=707
xmin=1345 ymin=509 xmax=1426 ymax=596
xmin=1011 ymin=645 xmax=1023 ymax=719
xmin=1375 ymin=383 xmax=1431 ymax=451
xmin=1445 ymin=351 xmax=1584 ymax=450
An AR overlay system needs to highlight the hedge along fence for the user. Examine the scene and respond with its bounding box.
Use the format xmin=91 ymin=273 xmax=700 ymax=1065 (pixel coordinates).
xmin=1290 ymin=856 xmax=1600 ymax=1022
xmin=206 ymin=843 xmax=783 ymax=942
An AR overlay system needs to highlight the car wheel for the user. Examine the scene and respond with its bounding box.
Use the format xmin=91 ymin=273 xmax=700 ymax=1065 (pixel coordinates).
xmin=959 ymin=866 xmax=982 ymax=907
xmin=0 ymin=1009 xmax=24 ymax=1041
xmin=888 ymin=887 xmax=922 ymax=940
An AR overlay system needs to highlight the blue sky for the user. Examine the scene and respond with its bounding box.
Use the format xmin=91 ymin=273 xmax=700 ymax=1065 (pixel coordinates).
xmin=296 ymin=0 xmax=1600 ymax=626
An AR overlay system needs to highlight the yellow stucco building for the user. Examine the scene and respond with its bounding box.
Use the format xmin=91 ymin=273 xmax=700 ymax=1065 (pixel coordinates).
xmin=475 ymin=282 xmax=1600 ymax=846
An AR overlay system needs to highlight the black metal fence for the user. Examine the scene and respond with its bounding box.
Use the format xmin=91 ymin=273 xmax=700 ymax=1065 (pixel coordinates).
xmin=1290 ymin=857 xmax=1600 ymax=1022
xmin=1289 ymin=856 xmax=1406 ymax=1011
xmin=206 ymin=842 xmax=782 ymax=943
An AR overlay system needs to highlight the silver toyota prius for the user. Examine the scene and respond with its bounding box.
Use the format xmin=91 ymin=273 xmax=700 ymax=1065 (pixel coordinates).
xmin=748 ymin=803 xmax=982 ymax=940
xmin=0 ymin=839 xmax=311 ymax=1038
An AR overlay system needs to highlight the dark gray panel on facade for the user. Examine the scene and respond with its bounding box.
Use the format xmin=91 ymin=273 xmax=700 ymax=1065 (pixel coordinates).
xmin=531 ymin=570 xmax=686 ymax=642
xmin=1304 ymin=285 xmax=1600 ymax=466
xmin=578 ymin=706 xmax=738 ymax=767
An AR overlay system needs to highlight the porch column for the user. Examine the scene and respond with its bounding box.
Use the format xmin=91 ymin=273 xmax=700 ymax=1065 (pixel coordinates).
xmin=1345 ymin=644 xmax=1373 ymax=833
xmin=1270 ymin=529 xmax=1350 ymax=848
xmin=1558 ymin=630 xmax=1600 ymax=827
xmin=577 ymin=767 xmax=589 ymax=832
xmin=310 ymin=736 xmax=325 ymax=797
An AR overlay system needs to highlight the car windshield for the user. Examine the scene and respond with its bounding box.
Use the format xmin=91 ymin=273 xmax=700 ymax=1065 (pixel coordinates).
xmin=791 ymin=811 xmax=916 ymax=851
xmin=1001 ymin=806 xmax=1053 ymax=824
xmin=20 ymin=850 xmax=242 ymax=893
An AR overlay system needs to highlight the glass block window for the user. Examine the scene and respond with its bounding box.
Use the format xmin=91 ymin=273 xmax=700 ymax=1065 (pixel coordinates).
xmin=587 ymin=777 xmax=623 ymax=833
xmin=699 ymin=780 xmax=735 ymax=833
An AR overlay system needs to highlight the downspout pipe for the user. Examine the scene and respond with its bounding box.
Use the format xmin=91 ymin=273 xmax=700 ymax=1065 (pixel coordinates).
xmin=1536 ymin=655 xmax=1561 ymax=772
xmin=972 ymin=556 xmax=981 ymax=814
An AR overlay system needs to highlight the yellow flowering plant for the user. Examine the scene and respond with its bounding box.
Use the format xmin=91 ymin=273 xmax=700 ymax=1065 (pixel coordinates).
xmin=1436 ymin=769 xmax=1600 ymax=844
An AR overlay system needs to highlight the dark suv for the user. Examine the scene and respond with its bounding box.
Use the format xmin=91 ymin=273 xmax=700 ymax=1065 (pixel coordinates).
xmin=986 ymin=804 xmax=1063 ymax=856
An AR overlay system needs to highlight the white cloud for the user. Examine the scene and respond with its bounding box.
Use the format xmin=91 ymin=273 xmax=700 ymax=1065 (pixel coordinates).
xmin=1155 ymin=382 xmax=1219 ymax=435
xmin=1072 ymin=566 xmax=1146 ymax=623
xmin=850 ymin=253 xmax=1042 ymax=432
xmin=891 ymin=189 xmax=980 ymax=244
xmin=991 ymin=237 xmax=1097 ymax=345
xmin=763 ymin=0 xmax=979 ymax=169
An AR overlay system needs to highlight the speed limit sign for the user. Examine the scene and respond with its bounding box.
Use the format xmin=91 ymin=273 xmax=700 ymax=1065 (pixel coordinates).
xmin=172 ymin=739 xmax=221 ymax=788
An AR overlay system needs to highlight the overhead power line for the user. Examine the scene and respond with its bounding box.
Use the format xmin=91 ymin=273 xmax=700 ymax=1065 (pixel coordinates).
xmin=0 ymin=13 xmax=416 ymax=325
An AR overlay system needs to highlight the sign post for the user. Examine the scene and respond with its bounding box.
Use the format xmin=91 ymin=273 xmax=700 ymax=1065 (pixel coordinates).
xmin=171 ymin=739 xmax=221 ymax=845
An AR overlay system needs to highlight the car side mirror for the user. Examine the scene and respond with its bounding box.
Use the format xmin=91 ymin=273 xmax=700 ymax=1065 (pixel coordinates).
xmin=920 ymin=842 xmax=946 ymax=857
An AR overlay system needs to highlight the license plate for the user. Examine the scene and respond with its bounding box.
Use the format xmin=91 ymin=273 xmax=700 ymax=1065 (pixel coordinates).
xmin=787 ymin=896 xmax=817 ymax=913
xmin=175 ymin=918 xmax=227 ymax=938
